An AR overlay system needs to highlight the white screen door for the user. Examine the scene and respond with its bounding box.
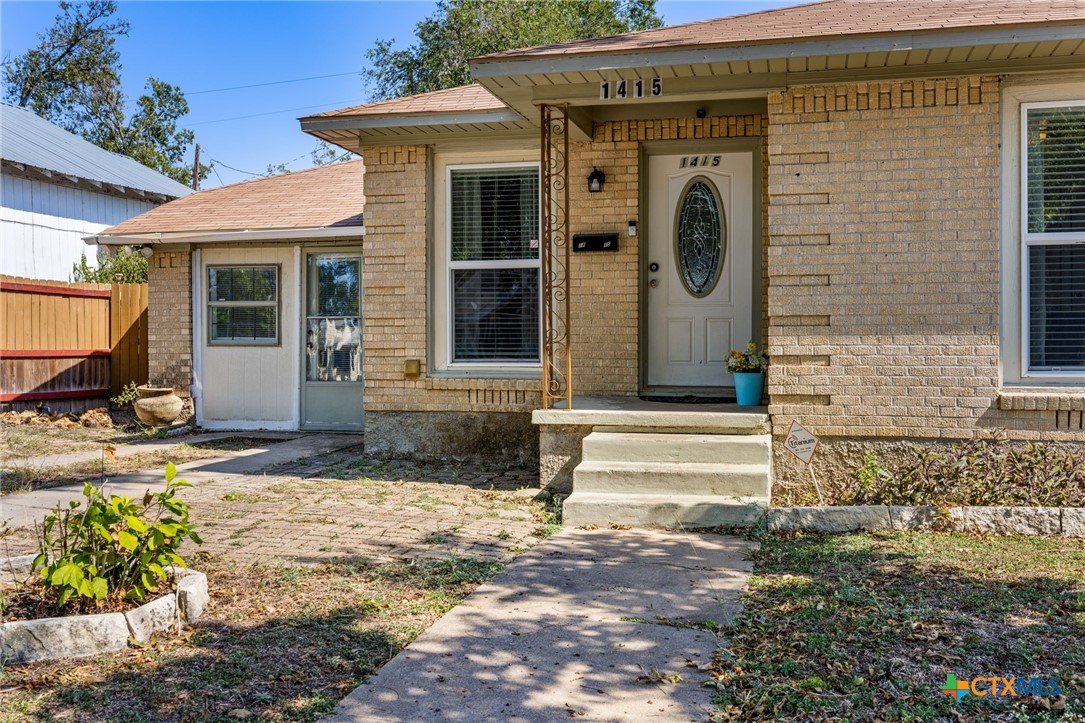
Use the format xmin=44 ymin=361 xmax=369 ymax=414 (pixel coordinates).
xmin=302 ymin=253 xmax=364 ymax=430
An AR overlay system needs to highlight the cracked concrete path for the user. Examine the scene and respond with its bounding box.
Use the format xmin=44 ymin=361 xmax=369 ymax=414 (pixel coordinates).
xmin=329 ymin=528 xmax=756 ymax=722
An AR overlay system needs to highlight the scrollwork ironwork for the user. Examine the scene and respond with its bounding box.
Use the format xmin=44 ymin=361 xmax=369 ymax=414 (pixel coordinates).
xmin=540 ymin=104 xmax=572 ymax=410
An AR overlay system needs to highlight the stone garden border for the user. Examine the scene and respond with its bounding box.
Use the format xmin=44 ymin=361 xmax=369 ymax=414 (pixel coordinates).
xmin=766 ymin=505 xmax=1084 ymax=537
xmin=0 ymin=556 xmax=209 ymax=664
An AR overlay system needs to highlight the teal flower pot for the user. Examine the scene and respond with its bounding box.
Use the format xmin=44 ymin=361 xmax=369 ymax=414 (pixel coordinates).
xmin=733 ymin=372 xmax=765 ymax=406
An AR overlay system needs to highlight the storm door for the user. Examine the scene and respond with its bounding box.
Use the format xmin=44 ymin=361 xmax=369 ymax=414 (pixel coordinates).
xmin=301 ymin=253 xmax=363 ymax=430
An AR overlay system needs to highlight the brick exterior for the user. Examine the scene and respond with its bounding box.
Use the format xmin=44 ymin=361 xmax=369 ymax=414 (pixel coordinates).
xmin=358 ymin=115 xmax=767 ymax=417
xmin=147 ymin=250 xmax=192 ymax=395
xmin=765 ymin=75 xmax=1081 ymax=444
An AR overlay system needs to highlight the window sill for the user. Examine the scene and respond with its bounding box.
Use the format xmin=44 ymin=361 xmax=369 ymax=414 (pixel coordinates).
xmin=997 ymin=387 xmax=1085 ymax=411
xmin=426 ymin=373 xmax=541 ymax=392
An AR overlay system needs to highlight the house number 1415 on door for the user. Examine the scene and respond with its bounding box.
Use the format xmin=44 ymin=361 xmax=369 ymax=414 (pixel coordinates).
xmin=600 ymin=78 xmax=662 ymax=100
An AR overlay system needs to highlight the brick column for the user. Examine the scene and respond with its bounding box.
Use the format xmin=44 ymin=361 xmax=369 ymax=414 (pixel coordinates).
xmin=147 ymin=250 xmax=193 ymax=395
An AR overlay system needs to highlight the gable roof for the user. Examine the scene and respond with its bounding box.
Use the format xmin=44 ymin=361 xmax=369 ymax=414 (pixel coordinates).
xmin=96 ymin=159 xmax=365 ymax=239
xmin=476 ymin=0 xmax=1084 ymax=62
xmin=0 ymin=102 xmax=192 ymax=201
xmin=305 ymin=84 xmax=507 ymax=119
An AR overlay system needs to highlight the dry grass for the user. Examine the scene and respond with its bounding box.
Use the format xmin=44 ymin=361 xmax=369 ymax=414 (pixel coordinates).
xmin=0 ymin=554 xmax=504 ymax=722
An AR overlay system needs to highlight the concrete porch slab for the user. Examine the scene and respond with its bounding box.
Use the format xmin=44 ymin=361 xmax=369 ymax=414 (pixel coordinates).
xmin=533 ymin=396 xmax=769 ymax=433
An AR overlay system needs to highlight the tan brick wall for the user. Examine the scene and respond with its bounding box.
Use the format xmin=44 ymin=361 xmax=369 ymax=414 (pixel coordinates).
xmin=359 ymin=115 xmax=767 ymax=415
xmin=147 ymin=250 xmax=192 ymax=395
xmin=569 ymin=115 xmax=767 ymax=396
xmin=765 ymin=75 xmax=1083 ymax=444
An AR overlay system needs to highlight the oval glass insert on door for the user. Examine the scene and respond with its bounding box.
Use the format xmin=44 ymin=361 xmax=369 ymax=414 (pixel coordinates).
xmin=674 ymin=176 xmax=726 ymax=297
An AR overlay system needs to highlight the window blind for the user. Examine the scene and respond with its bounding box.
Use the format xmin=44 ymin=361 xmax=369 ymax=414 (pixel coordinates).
xmin=1029 ymin=244 xmax=1085 ymax=371
xmin=208 ymin=265 xmax=279 ymax=344
xmin=1026 ymin=105 xmax=1085 ymax=234
xmin=450 ymin=168 xmax=539 ymax=261
xmin=447 ymin=166 xmax=541 ymax=365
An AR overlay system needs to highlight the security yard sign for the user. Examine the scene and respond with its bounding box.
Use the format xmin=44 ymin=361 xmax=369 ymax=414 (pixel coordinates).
xmin=783 ymin=420 xmax=825 ymax=505
xmin=784 ymin=420 xmax=819 ymax=465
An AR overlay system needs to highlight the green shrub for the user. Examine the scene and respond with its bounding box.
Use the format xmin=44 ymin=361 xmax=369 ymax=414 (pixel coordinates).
xmin=33 ymin=462 xmax=202 ymax=610
xmin=110 ymin=381 xmax=140 ymax=407
xmin=846 ymin=436 xmax=1085 ymax=508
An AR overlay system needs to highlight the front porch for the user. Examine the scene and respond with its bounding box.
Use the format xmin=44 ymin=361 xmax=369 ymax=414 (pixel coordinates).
xmin=535 ymin=396 xmax=771 ymax=528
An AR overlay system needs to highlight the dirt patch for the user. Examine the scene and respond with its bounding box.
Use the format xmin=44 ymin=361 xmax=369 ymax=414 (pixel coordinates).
xmin=0 ymin=555 xmax=504 ymax=721
xmin=0 ymin=407 xmax=115 ymax=429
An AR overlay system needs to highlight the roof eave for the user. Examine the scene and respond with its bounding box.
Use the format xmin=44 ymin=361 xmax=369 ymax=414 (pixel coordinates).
xmin=2 ymin=159 xmax=185 ymax=203
xmin=470 ymin=23 xmax=1085 ymax=79
xmin=300 ymin=108 xmax=523 ymax=132
xmin=85 ymin=225 xmax=367 ymax=246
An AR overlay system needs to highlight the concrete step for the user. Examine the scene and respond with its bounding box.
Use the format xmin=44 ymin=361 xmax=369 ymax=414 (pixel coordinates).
xmin=573 ymin=460 xmax=771 ymax=498
xmin=563 ymin=493 xmax=768 ymax=529
xmin=581 ymin=431 xmax=770 ymax=465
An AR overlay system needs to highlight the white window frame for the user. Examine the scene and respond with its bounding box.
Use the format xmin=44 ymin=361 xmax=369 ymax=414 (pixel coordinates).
xmin=1019 ymin=99 xmax=1085 ymax=380
xmin=207 ymin=264 xmax=280 ymax=346
xmin=436 ymin=159 xmax=542 ymax=372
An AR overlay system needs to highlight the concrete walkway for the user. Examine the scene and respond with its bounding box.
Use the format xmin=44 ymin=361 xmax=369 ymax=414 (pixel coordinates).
xmin=0 ymin=433 xmax=363 ymax=528
xmin=330 ymin=528 xmax=756 ymax=722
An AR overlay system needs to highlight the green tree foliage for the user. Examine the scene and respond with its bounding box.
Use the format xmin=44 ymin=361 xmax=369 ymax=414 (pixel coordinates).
xmin=3 ymin=1 xmax=210 ymax=186
xmin=73 ymin=246 xmax=148 ymax=283
xmin=264 ymin=140 xmax=355 ymax=177
xmin=365 ymin=0 xmax=663 ymax=100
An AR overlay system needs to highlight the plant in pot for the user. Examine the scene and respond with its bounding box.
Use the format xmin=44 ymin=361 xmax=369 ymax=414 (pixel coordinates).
xmin=727 ymin=341 xmax=768 ymax=407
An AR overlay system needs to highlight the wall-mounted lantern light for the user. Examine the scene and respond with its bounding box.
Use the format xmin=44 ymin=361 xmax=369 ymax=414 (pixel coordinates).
xmin=587 ymin=167 xmax=606 ymax=193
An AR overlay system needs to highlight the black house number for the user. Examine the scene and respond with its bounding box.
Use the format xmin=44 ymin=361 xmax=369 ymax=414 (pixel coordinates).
xmin=600 ymin=77 xmax=662 ymax=100
xmin=679 ymin=155 xmax=721 ymax=168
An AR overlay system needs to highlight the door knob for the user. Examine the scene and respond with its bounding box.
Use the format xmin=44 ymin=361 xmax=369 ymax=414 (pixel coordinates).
xmin=648 ymin=262 xmax=660 ymax=273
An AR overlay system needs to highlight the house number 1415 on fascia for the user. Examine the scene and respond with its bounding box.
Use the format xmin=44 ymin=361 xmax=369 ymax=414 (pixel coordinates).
xmin=600 ymin=78 xmax=662 ymax=100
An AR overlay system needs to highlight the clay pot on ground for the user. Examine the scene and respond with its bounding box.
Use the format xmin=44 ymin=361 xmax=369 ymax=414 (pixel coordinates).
xmin=133 ymin=385 xmax=184 ymax=427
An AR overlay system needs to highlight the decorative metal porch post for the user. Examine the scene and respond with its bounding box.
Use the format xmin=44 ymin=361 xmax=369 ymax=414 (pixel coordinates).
xmin=540 ymin=104 xmax=572 ymax=410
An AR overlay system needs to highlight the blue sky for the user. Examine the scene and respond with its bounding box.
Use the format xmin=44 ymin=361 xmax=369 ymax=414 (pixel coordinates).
xmin=2 ymin=1 xmax=795 ymax=188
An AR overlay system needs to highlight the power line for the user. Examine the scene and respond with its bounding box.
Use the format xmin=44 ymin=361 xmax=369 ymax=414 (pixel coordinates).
xmin=207 ymin=156 xmax=263 ymax=178
xmin=186 ymin=98 xmax=365 ymax=127
xmin=188 ymin=69 xmax=366 ymax=95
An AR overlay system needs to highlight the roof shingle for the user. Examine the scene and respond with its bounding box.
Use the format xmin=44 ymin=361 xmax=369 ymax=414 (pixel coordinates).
xmin=100 ymin=159 xmax=365 ymax=236
xmin=476 ymin=0 xmax=1083 ymax=61
xmin=303 ymin=84 xmax=506 ymax=120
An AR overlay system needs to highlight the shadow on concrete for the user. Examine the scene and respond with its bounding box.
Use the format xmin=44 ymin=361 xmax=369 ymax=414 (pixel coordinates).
xmin=329 ymin=528 xmax=756 ymax=722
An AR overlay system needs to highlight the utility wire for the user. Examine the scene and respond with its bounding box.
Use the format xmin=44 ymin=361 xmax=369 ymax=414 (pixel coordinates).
xmin=188 ymin=69 xmax=366 ymax=95
xmin=186 ymin=98 xmax=365 ymax=126
xmin=207 ymin=156 xmax=263 ymax=178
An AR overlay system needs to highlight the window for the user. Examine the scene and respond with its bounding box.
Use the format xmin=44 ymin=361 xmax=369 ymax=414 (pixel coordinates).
xmin=1022 ymin=101 xmax=1085 ymax=375
xmin=446 ymin=164 xmax=540 ymax=365
xmin=207 ymin=265 xmax=279 ymax=345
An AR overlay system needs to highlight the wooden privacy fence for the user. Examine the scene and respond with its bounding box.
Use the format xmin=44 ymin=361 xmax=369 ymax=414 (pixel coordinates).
xmin=0 ymin=275 xmax=148 ymax=412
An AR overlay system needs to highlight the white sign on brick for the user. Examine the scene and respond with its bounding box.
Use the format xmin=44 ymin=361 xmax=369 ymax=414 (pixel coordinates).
xmin=783 ymin=420 xmax=819 ymax=465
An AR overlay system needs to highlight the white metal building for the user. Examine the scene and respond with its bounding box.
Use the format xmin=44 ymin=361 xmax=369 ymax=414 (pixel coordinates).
xmin=0 ymin=103 xmax=191 ymax=281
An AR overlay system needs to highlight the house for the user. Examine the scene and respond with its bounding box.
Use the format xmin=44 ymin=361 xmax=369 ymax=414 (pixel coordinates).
xmin=1 ymin=102 xmax=191 ymax=281
xmin=86 ymin=160 xmax=366 ymax=429
xmin=90 ymin=0 xmax=1084 ymax=526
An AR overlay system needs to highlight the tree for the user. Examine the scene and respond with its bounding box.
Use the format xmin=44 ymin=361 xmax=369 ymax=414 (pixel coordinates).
xmin=73 ymin=247 xmax=147 ymax=284
xmin=264 ymin=141 xmax=356 ymax=176
xmin=3 ymin=1 xmax=210 ymax=186
xmin=365 ymin=0 xmax=663 ymax=100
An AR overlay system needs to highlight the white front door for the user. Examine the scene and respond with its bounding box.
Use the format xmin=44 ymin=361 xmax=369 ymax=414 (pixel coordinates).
xmin=646 ymin=152 xmax=753 ymax=388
